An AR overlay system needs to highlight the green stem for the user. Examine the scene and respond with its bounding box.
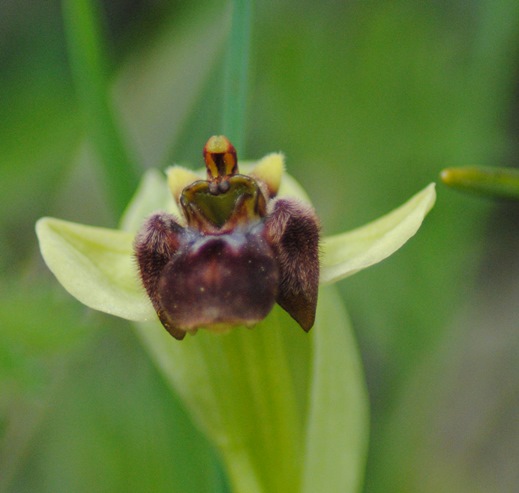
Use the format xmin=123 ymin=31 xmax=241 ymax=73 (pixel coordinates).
xmin=222 ymin=0 xmax=253 ymax=154
xmin=62 ymin=0 xmax=139 ymax=216
xmin=441 ymin=166 xmax=519 ymax=200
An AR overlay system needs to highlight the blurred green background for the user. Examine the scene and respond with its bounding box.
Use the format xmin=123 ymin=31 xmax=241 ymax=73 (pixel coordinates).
xmin=2 ymin=0 xmax=519 ymax=491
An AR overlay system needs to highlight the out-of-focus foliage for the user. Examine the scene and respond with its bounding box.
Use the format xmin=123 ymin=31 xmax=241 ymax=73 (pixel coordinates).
xmin=1 ymin=0 xmax=519 ymax=492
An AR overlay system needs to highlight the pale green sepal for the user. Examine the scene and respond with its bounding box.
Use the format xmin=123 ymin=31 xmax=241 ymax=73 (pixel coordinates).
xmin=166 ymin=165 xmax=202 ymax=207
xmin=302 ymin=285 xmax=369 ymax=493
xmin=120 ymin=169 xmax=180 ymax=233
xmin=36 ymin=217 xmax=154 ymax=321
xmin=278 ymin=172 xmax=313 ymax=204
xmin=321 ymin=183 xmax=436 ymax=284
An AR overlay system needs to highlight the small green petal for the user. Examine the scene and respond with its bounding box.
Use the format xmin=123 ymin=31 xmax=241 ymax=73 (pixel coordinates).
xmin=321 ymin=183 xmax=436 ymax=284
xmin=36 ymin=217 xmax=154 ymax=321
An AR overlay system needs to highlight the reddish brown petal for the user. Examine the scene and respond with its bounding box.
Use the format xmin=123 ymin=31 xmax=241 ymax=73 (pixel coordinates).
xmin=264 ymin=198 xmax=320 ymax=331
xmin=134 ymin=212 xmax=188 ymax=340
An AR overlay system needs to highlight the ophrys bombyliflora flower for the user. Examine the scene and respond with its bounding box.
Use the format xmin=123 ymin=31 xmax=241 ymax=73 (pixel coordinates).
xmin=134 ymin=135 xmax=319 ymax=339
xmin=36 ymin=138 xmax=436 ymax=339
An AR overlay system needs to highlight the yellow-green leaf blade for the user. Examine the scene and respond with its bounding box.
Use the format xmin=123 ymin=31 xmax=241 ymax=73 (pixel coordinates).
xmin=302 ymin=285 xmax=369 ymax=493
xmin=36 ymin=217 xmax=153 ymax=321
xmin=135 ymin=306 xmax=310 ymax=493
xmin=321 ymin=183 xmax=436 ymax=284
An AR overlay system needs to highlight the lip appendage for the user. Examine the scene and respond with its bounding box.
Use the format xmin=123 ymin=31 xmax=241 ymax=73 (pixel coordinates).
xmin=134 ymin=136 xmax=320 ymax=340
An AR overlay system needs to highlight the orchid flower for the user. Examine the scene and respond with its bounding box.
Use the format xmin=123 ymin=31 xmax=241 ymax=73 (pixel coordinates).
xmin=36 ymin=137 xmax=435 ymax=493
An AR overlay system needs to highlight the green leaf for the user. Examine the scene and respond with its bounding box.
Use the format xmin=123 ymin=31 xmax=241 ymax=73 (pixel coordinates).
xmin=61 ymin=0 xmax=140 ymax=215
xmin=134 ymin=287 xmax=368 ymax=493
xmin=113 ymin=5 xmax=229 ymax=169
xmin=222 ymin=0 xmax=253 ymax=152
xmin=320 ymin=183 xmax=436 ymax=284
xmin=441 ymin=166 xmax=519 ymax=200
xmin=302 ymin=285 xmax=368 ymax=493
xmin=135 ymin=307 xmax=306 ymax=493
xmin=35 ymin=217 xmax=153 ymax=321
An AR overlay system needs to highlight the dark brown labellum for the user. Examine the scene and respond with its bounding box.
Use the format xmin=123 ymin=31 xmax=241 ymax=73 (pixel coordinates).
xmin=157 ymin=229 xmax=279 ymax=332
